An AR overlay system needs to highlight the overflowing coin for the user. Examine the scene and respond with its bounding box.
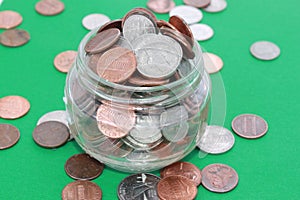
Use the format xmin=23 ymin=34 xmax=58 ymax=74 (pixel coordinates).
xmin=190 ymin=23 xmax=214 ymax=41
xmin=0 ymin=95 xmax=30 ymax=119
xmin=0 ymin=10 xmax=23 ymax=29
xmin=203 ymin=52 xmax=224 ymax=74
xmin=53 ymin=50 xmax=77 ymax=73
xmin=203 ymin=0 xmax=227 ymax=13
xmin=82 ymin=13 xmax=110 ymax=30
xmin=35 ymin=0 xmax=64 ymax=16
xmin=0 ymin=29 xmax=30 ymax=47
xmin=147 ymin=0 xmax=176 ymax=13
xmin=169 ymin=5 xmax=203 ymax=24
xmin=62 ymin=180 xmax=102 ymax=200
xmin=0 ymin=124 xmax=20 ymax=150
xmin=250 ymin=41 xmax=280 ymax=60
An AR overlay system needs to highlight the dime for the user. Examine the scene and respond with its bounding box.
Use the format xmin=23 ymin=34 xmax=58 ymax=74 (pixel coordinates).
xmin=84 ymin=28 xmax=120 ymax=54
xmin=231 ymin=114 xmax=268 ymax=139
xmin=118 ymin=173 xmax=161 ymax=200
xmin=157 ymin=175 xmax=197 ymax=200
xmin=62 ymin=180 xmax=102 ymax=200
xmin=0 ymin=10 xmax=23 ymax=29
xmin=184 ymin=0 xmax=211 ymax=8
xmin=250 ymin=41 xmax=280 ymax=60
xmin=189 ymin=23 xmax=214 ymax=41
xmin=37 ymin=110 xmax=69 ymax=128
xmin=202 ymin=52 xmax=223 ymax=74
xmin=0 ymin=29 xmax=30 ymax=47
xmin=97 ymin=19 xmax=122 ymax=33
xmin=32 ymin=121 xmax=70 ymax=148
xmin=197 ymin=125 xmax=235 ymax=154
xmin=53 ymin=50 xmax=77 ymax=73
xmin=147 ymin=0 xmax=175 ymax=14
xmin=0 ymin=124 xmax=20 ymax=150
xmin=169 ymin=15 xmax=194 ymax=46
xmin=169 ymin=5 xmax=203 ymax=24
xmin=201 ymin=163 xmax=238 ymax=193
xmin=0 ymin=95 xmax=30 ymax=119
xmin=35 ymin=0 xmax=64 ymax=16
xmin=203 ymin=0 xmax=227 ymax=13
xmin=162 ymin=122 xmax=189 ymax=142
xmin=82 ymin=13 xmax=110 ymax=31
xmin=128 ymin=73 xmax=170 ymax=86
xmin=64 ymin=153 xmax=104 ymax=180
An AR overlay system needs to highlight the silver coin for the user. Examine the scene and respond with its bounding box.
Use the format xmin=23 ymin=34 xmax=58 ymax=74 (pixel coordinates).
xmin=126 ymin=150 xmax=158 ymax=162
xmin=82 ymin=13 xmax=110 ymax=30
xmin=169 ymin=5 xmax=203 ymax=24
xmin=250 ymin=41 xmax=280 ymax=60
xmin=197 ymin=125 xmax=235 ymax=154
xmin=177 ymin=58 xmax=193 ymax=78
xmin=122 ymin=135 xmax=163 ymax=150
xmin=160 ymin=105 xmax=188 ymax=127
xmin=132 ymin=34 xmax=182 ymax=79
xmin=123 ymin=14 xmax=157 ymax=44
xmin=203 ymin=0 xmax=227 ymax=13
xmin=162 ymin=121 xmax=189 ymax=142
xmin=189 ymin=23 xmax=214 ymax=41
xmin=118 ymin=173 xmax=161 ymax=200
xmin=114 ymin=36 xmax=133 ymax=50
xmin=37 ymin=110 xmax=69 ymax=127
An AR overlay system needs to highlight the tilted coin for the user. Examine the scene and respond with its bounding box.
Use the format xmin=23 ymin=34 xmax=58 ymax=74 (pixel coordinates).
xmin=82 ymin=13 xmax=110 ymax=31
xmin=201 ymin=163 xmax=238 ymax=193
xmin=203 ymin=0 xmax=227 ymax=13
xmin=54 ymin=50 xmax=77 ymax=73
xmin=197 ymin=125 xmax=235 ymax=154
xmin=97 ymin=19 xmax=122 ymax=33
xmin=162 ymin=122 xmax=189 ymax=142
xmin=0 ymin=29 xmax=30 ymax=47
xmin=32 ymin=121 xmax=70 ymax=148
xmin=203 ymin=52 xmax=223 ymax=74
xmin=65 ymin=153 xmax=104 ymax=180
xmin=35 ymin=0 xmax=64 ymax=16
xmin=0 ymin=10 xmax=23 ymax=29
xmin=169 ymin=5 xmax=203 ymax=24
xmin=231 ymin=113 xmax=268 ymax=139
xmin=0 ymin=95 xmax=30 ymax=119
xmin=122 ymin=7 xmax=157 ymax=28
xmin=169 ymin=15 xmax=194 ymax=46
xmin=250 ymin=41 xmax=280 ymax=60
xmin=0 ymin=124 xmax=20 ymax=150
xmin=147 ymin=0 xmax=176 ymax=14
xmin=118 ymin=173 xmax=161 ymax=200
xmin=184 ymin=0 xmax=211 ymax=8
xmin=189 ymin=23 xmax=214 ymax=41
xmin=62 ymin=180 xmax=102 ymax=200
xmin=37 ymin=110 xmax=69 ymax=128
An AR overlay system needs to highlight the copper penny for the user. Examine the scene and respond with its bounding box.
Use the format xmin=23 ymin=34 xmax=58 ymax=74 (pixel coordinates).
xmin=97 ymin=19 xmax=122 ymax=33
xmin=157 ymin=175 xmax=198 ymax=200
xmin=147 ymin=0 xmax=176 ymax=14
xmin=169 ymin=15 xmax=194 ymax=46
xmin=0 ymin=29 xmax=30 ymax=47
xmin=35 ymin=0 xmax=64 ymax=16
xmin=54 ymin=50 xmax=77 ymax=73
xmin=201 ymin=163 xmax=239 ymax=193
xmin=32 ymin=121 xmax=70 ymax=148
xmin=87 ymin=53 xmax=102 ymax=73
xmin=160 ymin=161 xmax=202 ymax=186
xmin=128 ymin=73 xmax=170 ymax=86
xmin=85 ymin=28 xmax=121 ymax=54
xmin=156 ymin=19 xmax=177 ymax=30
xmin=232 ymin=113 xmax=268 ymax=139
xmin=184 ymin=0 xmax=211 ymax=8
xmin=65 ymin=153 xmax=104 ymax=180
xmin=0 ymin=124 xmax=20 ymax=150
xmin=62 ymin=180 xmax=102 ymax=200
xmin=0 ymin=10 xmax=23 ymax=29
xmin=96 ymin=104 xmax=136 ymax=139
xmin=96 ymin=46 xmax=137 ymax=83
xmin=0 ymin=95 xmax=30 ymax=119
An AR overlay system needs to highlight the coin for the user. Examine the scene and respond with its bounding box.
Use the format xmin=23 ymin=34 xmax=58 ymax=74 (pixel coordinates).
xmin=169 ymin=15 xmax=194 ymax=46
xmin=189 ymin=23 xmax=214 ymax=41
xmin=250 ymin=41 xmax=280 ymax=60
xmin=202 ymin=52 xmax=223 ymax=74
xmin=157 ymin=175 xmax=197 ymax=200
xmin=0 ymin=10 xmax=23 ymax=29
xmin=162 ymin=122 xmax=189 ymax=142
xmin=147 ymin=0 xmax=175 ymax=14
xmin=53 ymin=50 xmax=77 ymax=73
xmin=203 ymin=0 xmax=227 ymax=13
xmin=84 ymin=28 xmax=120 ymax=54
xmin=184 ymin=0 xmax=211 ymax=8
xmin=35 ymin=0 xmax=64 ymax=16
xmin=231 ymin=113 xmax=268 ymax=139
xmin=97 ymin=19 xmax=122 ymax=33
xmin=32 ymin=121 xmax=70 ymax=148
xmin=197 ymin=125 xmax=235 ymax=154
xmin=96 ymin=46 xmax=136 ymax=83
xmin=169 ymin=5 xmax=203 ymax=24
xmin=160 ymin=105 xmax=188 ymax=127
xmin=62 ymin=180 xmax=102 ymax=200
xmin=201 ymin=163 xmax=238 ymax=193
xmin=37 ymin=110 xmax=69 ymax=127
xmin=0 ymin=95 xmax=30 ymax=119
xmin=118 ymin=173 xmax=161 ymax=200
xmin=0 ymin=124 xmax=20 ymax=150
xmin=65 ymin=153 xmax=104 ymax=180
xmin=82 ymin=13 xmax=110 ymax=31
xmin=0 ymin=29 xmax=30 ymax=47
xmin=160 ymin=161 xmax=202 ymax=186
xmin=122 ymin=7 xmax=157 ymax=28
xmin=128 ymin=73 xmax=170 ymax=86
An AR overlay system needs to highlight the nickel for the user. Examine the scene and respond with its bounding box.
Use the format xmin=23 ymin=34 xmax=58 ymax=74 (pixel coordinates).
xmin=0 ymin=124 xmax=20 ymax=150
xmin=82 ymin=13 xmax=110 ymax=31
xmin=189 ymin=23 xmax=214 ymax=41
xmin=250 ymin=41 xmax=280 ymax=60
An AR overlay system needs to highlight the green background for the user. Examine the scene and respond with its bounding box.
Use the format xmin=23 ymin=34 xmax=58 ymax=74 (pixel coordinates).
xmin=1 ymin=0 xmax=300 ymax=199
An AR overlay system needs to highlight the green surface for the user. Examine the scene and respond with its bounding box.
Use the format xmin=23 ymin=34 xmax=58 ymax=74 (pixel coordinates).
xmin=1 ymin=0 xmax=300 ymax=199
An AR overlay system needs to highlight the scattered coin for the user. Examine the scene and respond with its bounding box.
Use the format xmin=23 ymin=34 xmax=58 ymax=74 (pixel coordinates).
xmin=157 ymin=175 xmax=197 ymax=199
xmin=232 ymin=113 xmax=268 ymax=139
xmin=32 ymin=121 xmax=70 ymax=148
xmin=35 ymin=0 xmax=64 ymax=16
xmin=203 ymin=0 xmax=227 ymax=13
xmin=53 ymin=50 xmax=77 ymax=73
xmin=250 ymin=41 xmax=280 ymax=60
xmin=201 ymin=163 xmax=238 ymax=193
xmin=184 ymin=0 xmax=211 ymax=8
xmin=62 ymin=180 xmax=102 ymax=200
xmin=197 ymin=125 xmax=235 ymax=154
xmin=169 ymin=5 xmax=203 ymax=24
xmin=82 ymin=13 xmax=110 ymax=31
xmin=0 ymin=29 xmax=30 ymax=47
xmin=203 ymin=52 xmax=223 ymax=74
xmin=147 ymin=0 xmax=176 ymax=14
xmin=0 ymin=95 xmax=30 ymax=119
xmin=37 ymin=110 xmax=69 ymax=127
xmin=0 ymin=124 xmax=20 ymax=150
xmin=0 ymin=10 xmax=23 ymax=29
xmin=189 ymin=23 xmax=214 ymax=41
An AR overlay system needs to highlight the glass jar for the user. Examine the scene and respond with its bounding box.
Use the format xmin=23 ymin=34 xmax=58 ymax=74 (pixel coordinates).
xmin=64 ymin=28 xmax=211 ymax=173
